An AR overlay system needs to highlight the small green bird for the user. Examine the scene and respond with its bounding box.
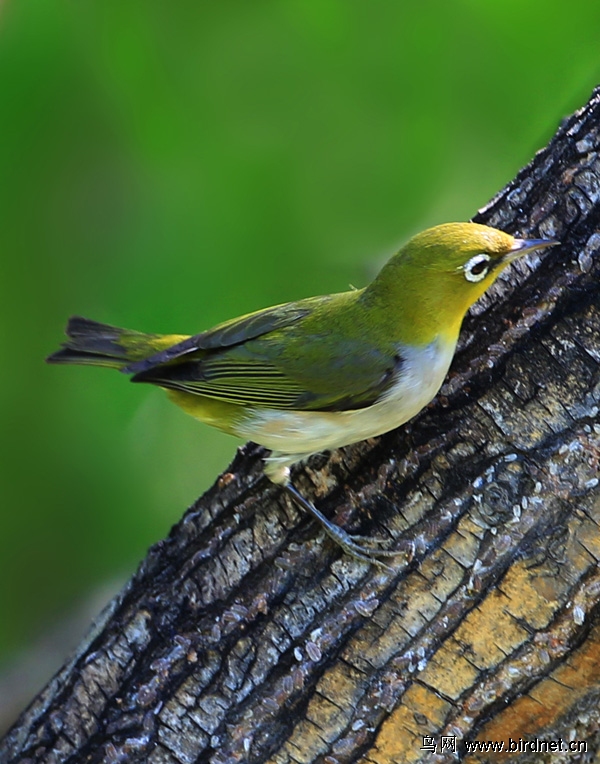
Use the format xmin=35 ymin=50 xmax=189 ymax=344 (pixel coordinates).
xmin=47 ymin=223 xmax=556 ymax=564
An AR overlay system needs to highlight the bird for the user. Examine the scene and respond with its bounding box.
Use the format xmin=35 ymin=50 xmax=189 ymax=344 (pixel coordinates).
xmin=47 ymin=222 xmax=557 ymax=565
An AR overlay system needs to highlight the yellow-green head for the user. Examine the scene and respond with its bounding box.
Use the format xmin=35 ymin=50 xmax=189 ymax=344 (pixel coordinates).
xmin=364 ymin=222 xmax=556 ymax=345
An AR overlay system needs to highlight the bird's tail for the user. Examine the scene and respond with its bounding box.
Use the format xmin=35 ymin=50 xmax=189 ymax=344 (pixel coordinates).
xmin=46 ymin=316 xmax=188 ymax=371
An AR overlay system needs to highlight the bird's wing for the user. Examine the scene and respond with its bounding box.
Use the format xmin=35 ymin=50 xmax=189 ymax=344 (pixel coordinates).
xmin=133 ymin=342 xmax=400 ymax=411
xmin=129 ymin=296 xmax=401 ymax=411
xmin=123 ymin=301 xmax=312 ymax=375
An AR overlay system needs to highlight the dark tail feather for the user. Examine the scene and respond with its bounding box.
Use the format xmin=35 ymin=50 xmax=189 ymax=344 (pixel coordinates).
xmin=46 ymin=316 xmax=153 ymax=370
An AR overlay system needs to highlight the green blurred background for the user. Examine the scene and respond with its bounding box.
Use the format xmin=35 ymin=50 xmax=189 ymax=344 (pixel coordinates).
xmin=1 ymin=0 xmax=599 ymax=725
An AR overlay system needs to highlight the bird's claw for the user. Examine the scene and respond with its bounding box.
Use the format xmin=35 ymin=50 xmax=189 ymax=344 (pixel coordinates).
xmin=284 ymin=482 xmax=409 ymax=570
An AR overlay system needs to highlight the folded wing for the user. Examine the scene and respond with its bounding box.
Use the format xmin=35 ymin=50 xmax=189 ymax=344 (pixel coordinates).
xmin=129 ymin=295 xmax=402 ymax=412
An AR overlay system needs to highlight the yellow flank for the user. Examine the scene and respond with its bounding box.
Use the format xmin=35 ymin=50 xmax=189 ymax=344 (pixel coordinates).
xmin=165 ymin=389 xmax=246 ymax=435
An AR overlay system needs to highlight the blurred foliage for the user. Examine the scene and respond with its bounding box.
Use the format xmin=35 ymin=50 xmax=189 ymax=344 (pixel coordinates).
xmin=0 ymin=0 xmax=599 ymax=675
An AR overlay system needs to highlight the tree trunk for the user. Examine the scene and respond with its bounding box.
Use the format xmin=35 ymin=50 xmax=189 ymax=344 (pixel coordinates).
xmin=3 ymin=88 xmax=600 ymax=764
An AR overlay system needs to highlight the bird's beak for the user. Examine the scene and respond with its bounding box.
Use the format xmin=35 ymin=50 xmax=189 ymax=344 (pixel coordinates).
xmin=504 ymin=236 xmax=559 ymax=264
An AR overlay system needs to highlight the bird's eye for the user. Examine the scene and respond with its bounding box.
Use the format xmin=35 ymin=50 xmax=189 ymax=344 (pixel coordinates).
xmin=464 ymin=253 xmax=491 ymax=282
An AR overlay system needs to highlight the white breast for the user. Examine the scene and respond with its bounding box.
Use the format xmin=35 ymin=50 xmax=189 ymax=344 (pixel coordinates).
xmin=234 ymin=337 xmax=455 ymax=481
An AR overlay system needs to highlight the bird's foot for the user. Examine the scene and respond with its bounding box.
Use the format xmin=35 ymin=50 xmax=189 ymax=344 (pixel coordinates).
xmin=283 ymin=483 xmax=408 ymax=570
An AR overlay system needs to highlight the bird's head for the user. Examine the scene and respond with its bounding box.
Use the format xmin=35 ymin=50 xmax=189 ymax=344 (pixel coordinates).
xmin=367 ymin=222 xmax=558 ymax=344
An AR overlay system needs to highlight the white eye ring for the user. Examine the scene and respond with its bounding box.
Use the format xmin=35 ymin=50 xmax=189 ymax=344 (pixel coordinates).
xmin=464 ymin=253 xmax=491 ymax=282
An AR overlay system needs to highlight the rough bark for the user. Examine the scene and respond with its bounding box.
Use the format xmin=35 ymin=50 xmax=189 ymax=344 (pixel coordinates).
xmin=3 ymin=88 xmax=600 ymax=764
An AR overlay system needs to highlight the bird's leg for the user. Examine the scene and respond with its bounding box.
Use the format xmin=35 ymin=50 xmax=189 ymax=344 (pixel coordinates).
xmin=284 ymin=483 xmax=405 ymax=569
xmin=267 ymin=460 xmax=406 ymax=568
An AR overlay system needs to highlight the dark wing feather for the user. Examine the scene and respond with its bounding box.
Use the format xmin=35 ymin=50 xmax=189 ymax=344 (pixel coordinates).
xmin=123 ymin=303 xmax=311 ymax=375
xmin=137 ymin=357 xmax=309 ymax=408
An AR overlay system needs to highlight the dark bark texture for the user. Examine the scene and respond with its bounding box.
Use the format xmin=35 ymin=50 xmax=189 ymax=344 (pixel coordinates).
xmin=4 ymin=88 xmax=600 ymax=764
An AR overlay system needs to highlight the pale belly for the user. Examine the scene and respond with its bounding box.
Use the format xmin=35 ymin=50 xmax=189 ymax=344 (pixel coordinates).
xmin=233 ymin=338 xmax=455 ymax=482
